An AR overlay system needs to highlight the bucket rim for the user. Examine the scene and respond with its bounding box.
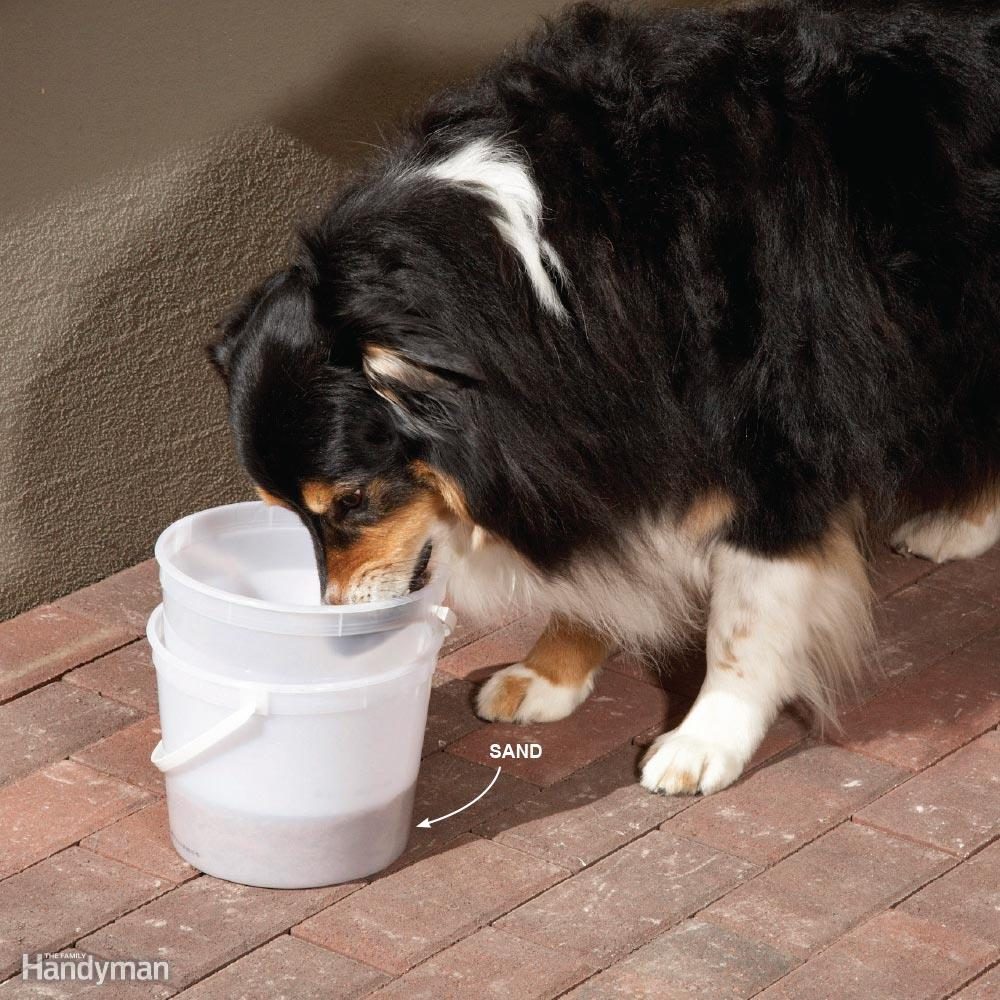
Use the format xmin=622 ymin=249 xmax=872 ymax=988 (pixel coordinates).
xmin=155 ymin=501 xmax=440 ymax=618
xmin=147 ymin=605 xmax=436 ymax=697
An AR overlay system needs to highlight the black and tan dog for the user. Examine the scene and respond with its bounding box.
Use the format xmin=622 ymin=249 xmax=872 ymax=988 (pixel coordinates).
xmin=209 ymin=2 xmax=1000 ymax=795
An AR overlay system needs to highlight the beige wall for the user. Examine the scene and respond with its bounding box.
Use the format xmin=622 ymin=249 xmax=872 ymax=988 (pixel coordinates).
xmin=0 ymin=0 xmax=686 ymax=619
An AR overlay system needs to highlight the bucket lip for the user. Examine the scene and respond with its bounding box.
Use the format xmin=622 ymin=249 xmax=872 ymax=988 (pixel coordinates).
xmin=147 ymin=605 xmax=431 ymax=696
xmin=155 ymin=501 xmax=437 ymax=618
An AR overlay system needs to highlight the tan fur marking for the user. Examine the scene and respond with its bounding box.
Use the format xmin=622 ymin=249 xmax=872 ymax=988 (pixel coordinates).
xmin=411 ymin=460 xmax=473 ymax=522
xmin=301 ymin=480 xmax=340 ymax=515
xmin=325 ymin=492 xmax=438 ymax=597
xmin=794 ymin=504 xmax=869 ymax=594
xmin=490 ymin=675 xmax=532 ymax=719
xmin=961 ymin=482 xmax=1000 ymax=527
xmin=719 ymin=623 xmax=751 ymax=673
xmin=524 ymin=616 xmax=611 ymax=688
xmin=681 ymin=490 xmax=736 ymax=541
xmin=255 ymin=487 xmax=293 ymax=511
xmin=717 ymin=637 xmax=740 ymax=673
xmin=668 ymin=770 xmax=701 ymax=794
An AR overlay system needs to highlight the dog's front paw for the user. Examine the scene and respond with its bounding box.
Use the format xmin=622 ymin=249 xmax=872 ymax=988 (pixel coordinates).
xmin=640 ymin=731 xmax=744 ymax=795
xmin=476 ymin=663 xmax=593 ymax=723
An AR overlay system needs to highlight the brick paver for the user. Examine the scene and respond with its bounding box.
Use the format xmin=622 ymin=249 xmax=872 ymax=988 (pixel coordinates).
xmin=665 ymin=743 xmax=905 ymax=865
xmin=953 ymin=966 xmax=1000 ymax=999
xmin=438 ymin=609 xmax=526 ymax=659
xmin=373 ymin=926 xmax=597 ymax=1000
xmin=869 ymin=544 xmax=942 ymax=600
xmin=756 ymin=909 xmax=996 ymax=1000
xmin=447 ymin=668 xmax=672 ymax=785
xmin=79 ymin=876 xmax=358 ymax=992
xmin=833 ymin=630 xmax=1000 ymax=770
xmin=0 ymin=847 xmax=165 ymax=980
xmin=64 ymin=640 xmax=159 ymax=712
xmin=701 ymin=822 xmax=953 ymax=958
xmin=604 ymin=648 xmax=676 ymax=689
xmin=898 ymin=839 xmax=1000 ymax=945
xmin=746 ymin=711 xmax=813 ymax=769
xmin=422 ymin=672 xmax=484 ymax=757
xmin=0 ymin=604 xmax=132 ymax=703
xmin=565 ymin=918 xmax=794 ymax=999
xmin=392 ymin=751 xmax=531 ymax=870
xmin=71 ymin=715 xmax=164 ymax=793
xmin=606 ymin=643 xmax=705 ymax=703
xmin=174 ymin=934 xmax=388 ymax=1000
xmin=1 ymin=554 xmax=998 ymax=999
xmin=926 ymin=546 xmax=1000 ymax=609
xmin=854 ymin=729 xmax=1000 ymax=856
xmin=81 ymin=800 xmax=197 ymax=884
xmin=874 ymin=580 xmax=997 ymax=681
xmin=496 ymin=830 xmax=757 ymax=965
xmin=0 ymin=682 xmax=139 ymax=785
xmin=0 ymin=760 xmax=152 ymax=878
xmin=55 ymin=559 xmax=161 ymax=635
xmin=293 ymin=835 xmax=566 ymax=975
xmin=474 ymin=743 xmax=689 ymax=870
xmin=437 ymin=613 xmax=548 ymax=680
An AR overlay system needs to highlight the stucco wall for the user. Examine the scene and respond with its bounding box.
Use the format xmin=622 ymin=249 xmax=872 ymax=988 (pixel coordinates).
xmin=0 ymin=127 xmax=340 ymax=619
xmin=0 ymin=0 xmax=686 ymax=619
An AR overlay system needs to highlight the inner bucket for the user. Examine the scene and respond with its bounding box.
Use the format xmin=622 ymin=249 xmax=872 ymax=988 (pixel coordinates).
xmin=154 ymin=501 xmax=448 ymax=682
xmin=148 ymin=606 xmax=442 ymax=888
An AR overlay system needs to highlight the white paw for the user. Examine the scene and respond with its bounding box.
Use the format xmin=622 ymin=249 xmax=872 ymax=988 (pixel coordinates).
xmin=640 ymin=731 xmax=745 ymax=796
xmin=476 ymin=663 xmax=593 ymax=723
xmin=891 ymin=512 xmax=1000 ymax=563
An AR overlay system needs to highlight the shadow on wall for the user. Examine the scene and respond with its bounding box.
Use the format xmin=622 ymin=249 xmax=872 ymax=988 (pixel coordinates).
xmin=273 ymin=38 xmax=490 ymax=165
xmin=0 ymin=36 xmax=503 ymax=619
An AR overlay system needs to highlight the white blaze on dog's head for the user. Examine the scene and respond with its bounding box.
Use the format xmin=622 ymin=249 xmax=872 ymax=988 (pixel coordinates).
xmin=424 ymin=139 xmax=568 ymax=319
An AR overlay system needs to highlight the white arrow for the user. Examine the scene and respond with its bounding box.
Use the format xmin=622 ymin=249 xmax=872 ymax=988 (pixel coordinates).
xmin=416 ymin=766 xmax=502 ymax=829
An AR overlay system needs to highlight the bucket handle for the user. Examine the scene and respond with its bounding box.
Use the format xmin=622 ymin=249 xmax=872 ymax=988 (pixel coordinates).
xmin=150 ymin=689 xmax=268 ymax=773
xmin=150 ymin=604 xmax=453 ymax=773
xmin=431 ymin=604 xmax=457 ymax=635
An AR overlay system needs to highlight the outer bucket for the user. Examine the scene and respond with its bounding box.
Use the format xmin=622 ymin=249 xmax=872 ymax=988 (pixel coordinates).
xmin=148 ymin=606 xmax=445 ymax=888
xmin=155 ymin=501 xmax=448 ymax=682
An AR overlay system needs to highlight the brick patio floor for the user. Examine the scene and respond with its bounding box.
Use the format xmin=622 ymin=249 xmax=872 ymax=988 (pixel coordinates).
xmin=1 ymin=545 xmax=999 ymax=998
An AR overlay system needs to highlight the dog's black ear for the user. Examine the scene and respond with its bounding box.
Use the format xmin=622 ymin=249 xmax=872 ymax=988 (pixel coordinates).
xmin=207 ymin=268 xmax=314 ymax=383
xmin=206 ymin=309 xmax=245 ymax=383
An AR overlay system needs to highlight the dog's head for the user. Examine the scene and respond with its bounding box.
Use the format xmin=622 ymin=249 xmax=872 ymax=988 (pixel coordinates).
xmin=208 ymin=256 xmax=482 ymax=604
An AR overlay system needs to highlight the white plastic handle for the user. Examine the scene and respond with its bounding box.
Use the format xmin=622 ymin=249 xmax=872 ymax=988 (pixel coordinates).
xmin=150 ymin=690 xmax=268 ymax=773
xmin=431 ymin=605 xmax=456 ymax=635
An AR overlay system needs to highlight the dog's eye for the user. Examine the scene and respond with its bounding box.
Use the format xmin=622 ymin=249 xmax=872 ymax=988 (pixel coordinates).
xmin=337 ymin=488 xmax=364 ymax=515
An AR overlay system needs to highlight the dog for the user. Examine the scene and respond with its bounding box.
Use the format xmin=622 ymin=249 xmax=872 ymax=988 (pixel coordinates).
xmin=208 ymin=1 xmax=1000 ymax=795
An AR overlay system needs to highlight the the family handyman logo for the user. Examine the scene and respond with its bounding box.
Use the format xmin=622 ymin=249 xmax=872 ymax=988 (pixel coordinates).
xmin=22 ymin=951 xmax=170 ymax=984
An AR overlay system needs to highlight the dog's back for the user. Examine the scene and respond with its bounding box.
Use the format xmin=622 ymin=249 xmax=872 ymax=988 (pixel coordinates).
xmin=407 ymin=1 xmax=1000 ymax=551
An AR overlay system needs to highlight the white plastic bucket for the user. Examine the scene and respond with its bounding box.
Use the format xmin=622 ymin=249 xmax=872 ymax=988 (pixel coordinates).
xmin=155 ymin=502 xmax=448 ymax=682
xmin=148 ymin=606 xmax=446 ymax=888
xmin=147 ymin=500 xmax=455 ymax=888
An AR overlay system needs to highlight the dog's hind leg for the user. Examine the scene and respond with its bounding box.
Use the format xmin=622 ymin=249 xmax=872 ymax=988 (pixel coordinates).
xmin=476 ymin=615 xmax=611 ymax=723
xmin=891 ymin=486 xmax=1000 ymax=563
xmin=641 ymin=512 xmax=871 ymax=795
